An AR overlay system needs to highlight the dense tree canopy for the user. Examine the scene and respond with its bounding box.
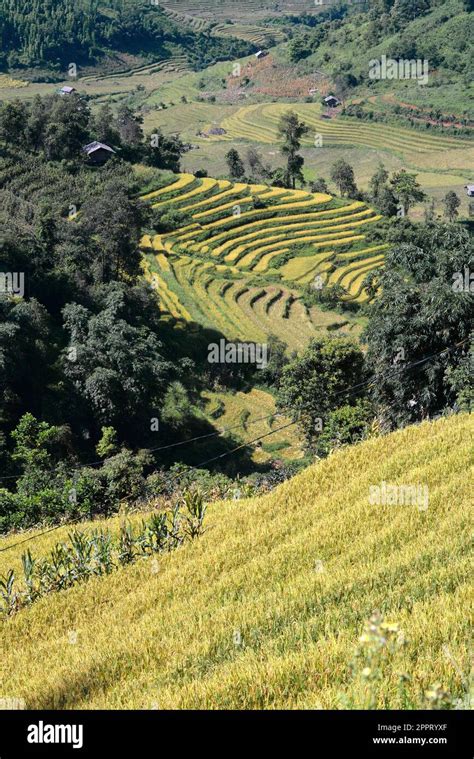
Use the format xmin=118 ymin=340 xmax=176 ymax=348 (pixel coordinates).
xmin=364 ymin=221 xmax=473 ymax=429
xmin=0 ymin=0 xmax=254 ymax=71
xmin=0 ymin=94 xmax=186 ymax=171
xmin=277 ymin=337 xmax=367 ymax=448
xmin=285 ymin=0 xmax=472 ymax=82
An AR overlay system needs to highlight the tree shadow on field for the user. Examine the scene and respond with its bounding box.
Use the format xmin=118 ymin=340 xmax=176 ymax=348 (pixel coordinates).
xmin=28 ymin=650 xmax=152 ymax=710
xmin=156 ymin=318 xmax=267 ymax=476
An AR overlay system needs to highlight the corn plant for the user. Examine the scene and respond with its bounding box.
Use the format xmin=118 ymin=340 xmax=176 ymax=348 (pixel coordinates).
xmin=180 ymin=490 xmax=207 ymax=540
xmin=44 ymin=543 xmax=73 ymax=591
xmin=167 ymin=503 xmax=184 ymax=549
xmin=69 ymin=530 xmax=94 ymax=581
xmin=0 ymin=570 xmax=19 ymax=616
xmin=91 ymin=531 xmax=115 ymax=575
xmin=21 ymin=549 xmax=38 ymax=604
xmin=138 ymin=513 xmax=169 ymax=554
xmin=118 ymin=522 xmax=136 ymax=565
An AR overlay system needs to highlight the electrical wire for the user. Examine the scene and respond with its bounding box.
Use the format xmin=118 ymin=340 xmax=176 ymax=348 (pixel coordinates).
xmin=0 ymin=336 xmax=469 ymax=554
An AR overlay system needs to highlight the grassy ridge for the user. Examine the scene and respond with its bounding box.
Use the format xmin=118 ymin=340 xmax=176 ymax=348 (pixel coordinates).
xmin=0 ymin=413 xmax=471 ymax=708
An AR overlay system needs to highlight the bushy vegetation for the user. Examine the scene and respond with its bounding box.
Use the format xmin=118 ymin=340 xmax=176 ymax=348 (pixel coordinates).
xmin=277 ymin=336 xmax=368 ymax=449
xmin=286 ymin=0 xmax=472 ymax=88
xmin=0 ymin=95 xmax=185 ymax=167
xmin=0 ymin=489 xmax=207 ymax=617
xmin=364 ymin=219 xmax=474 ymax=429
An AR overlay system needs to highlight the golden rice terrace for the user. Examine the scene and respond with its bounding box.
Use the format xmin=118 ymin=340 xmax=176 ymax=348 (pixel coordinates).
xmin=140 ymin=174 xmax=386 ymax=348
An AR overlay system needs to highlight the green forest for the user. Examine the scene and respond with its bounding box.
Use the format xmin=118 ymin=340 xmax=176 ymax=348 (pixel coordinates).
xmin=0 ymin=0 xmax=255 ymax=71
xmin=0 ymin=91 xmax=472 ymax=534
xmin=286 ymin=0 xmax=472 ymax=80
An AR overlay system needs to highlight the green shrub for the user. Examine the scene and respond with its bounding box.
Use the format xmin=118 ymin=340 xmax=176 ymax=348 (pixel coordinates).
xmin=0 ymin=490 xmax=37 ymax=534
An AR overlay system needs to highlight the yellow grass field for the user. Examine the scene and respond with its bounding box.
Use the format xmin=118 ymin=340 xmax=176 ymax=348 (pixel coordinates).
xmin=202 ymin=388 xmax=304 ymax=463
xmin=0 ymin=74 xmax=28 ymax=88
xmin=0 ymin=413 xmax=471 ymax=709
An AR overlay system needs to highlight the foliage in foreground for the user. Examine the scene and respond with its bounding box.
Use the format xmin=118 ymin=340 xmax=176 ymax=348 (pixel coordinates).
xmin=0 ymin=489 xmax=206 ymax=617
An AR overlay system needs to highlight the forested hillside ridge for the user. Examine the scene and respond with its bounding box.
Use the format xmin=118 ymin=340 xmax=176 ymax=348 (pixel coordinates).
xmin=0 ymin=0 xmax=255 ymax=76
xmin=0 ymin=89 xmax=472 ymax=536
xmin=0 ymin=93 xmax=185 ymax=166
xmin=280 ymin=0 xmax=473 ymax=119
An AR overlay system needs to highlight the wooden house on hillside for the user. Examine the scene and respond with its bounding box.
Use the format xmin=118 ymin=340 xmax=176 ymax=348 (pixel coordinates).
xmin=82 ymin=141 xmax=116 ymax=164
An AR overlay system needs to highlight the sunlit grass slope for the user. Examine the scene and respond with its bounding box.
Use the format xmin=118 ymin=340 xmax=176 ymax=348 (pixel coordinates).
xmin=202 ymin=387 xmax=305 ymax=463
xmin=0 ymin=413 xmax=471 ymax=709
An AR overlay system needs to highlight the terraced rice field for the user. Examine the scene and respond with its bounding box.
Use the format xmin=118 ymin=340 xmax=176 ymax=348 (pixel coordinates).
xmin=214 ymin=103 xmax=467 ymax=164
xmin=212 ymin=23 xmax=287 ymax=47
xmin=140 ymin=94 xmax=471 ymax=216
xmin=140 ymin=173 xmax=383 ymax=346
xmin=158 ymin=3 xmax=286 ymax=46
xmin=159 ymin=6 xmax=210 ymax=32
xmin=158 ymin=0 xmax=320 ymax=22
xmin=80 ymin=55 xmax=189 ymax=83
xmin=202 ymin=388 xmax=304 ymax=463
xmin=143 ymin=102 xmax=235 ymax=141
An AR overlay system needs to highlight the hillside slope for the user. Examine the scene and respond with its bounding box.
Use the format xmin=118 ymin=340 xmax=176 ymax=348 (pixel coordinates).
xmin=286 ymin=0 xmax=473 ymax=117
xmin=0 ymin=0 xmax=254 ymax=72
xmin=0 ymin=413 xmax=472 ymax=709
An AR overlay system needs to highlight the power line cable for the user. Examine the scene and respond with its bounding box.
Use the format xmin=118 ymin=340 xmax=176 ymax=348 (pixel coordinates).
xmin=0 ymin=410 xmax=287 ymax=483
xmin=0 ymin=336 xmax=468 ymax=555
xmin=0 ymin=335 xmax=468 ymax=484
xmin=0 ymin=419 xmax=296 ymax=555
